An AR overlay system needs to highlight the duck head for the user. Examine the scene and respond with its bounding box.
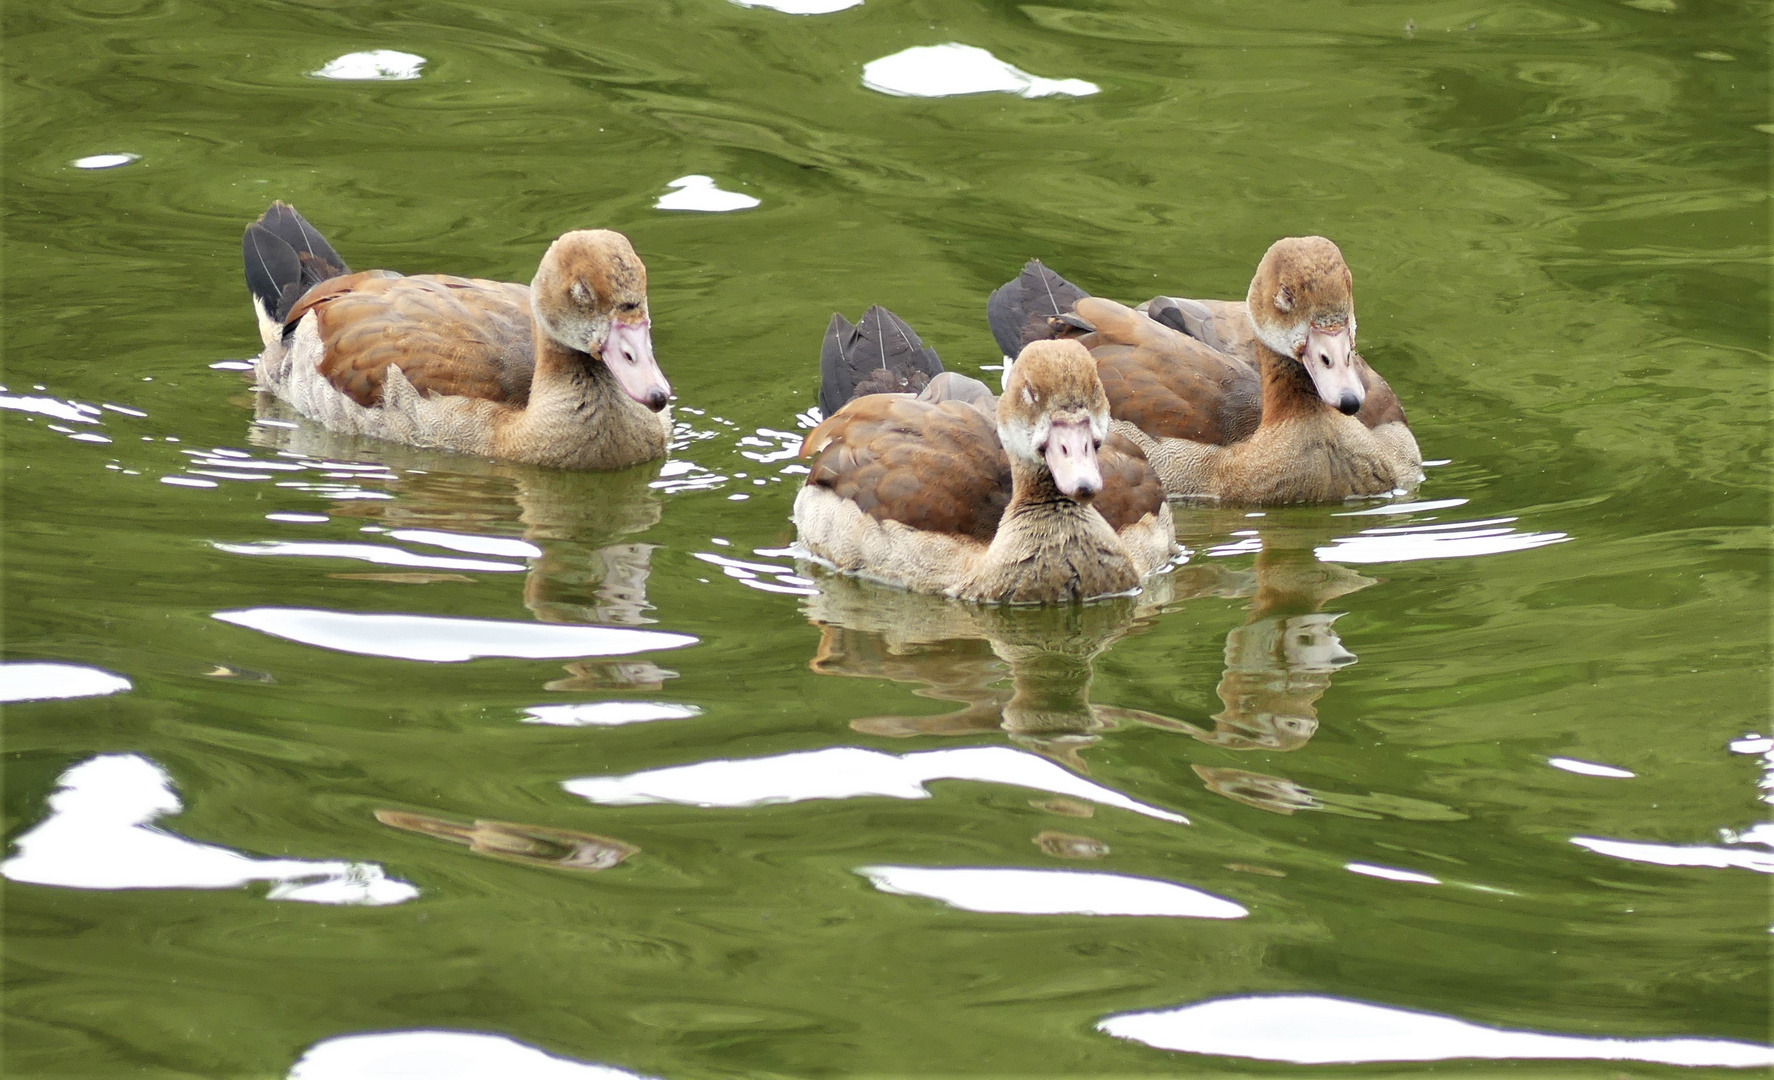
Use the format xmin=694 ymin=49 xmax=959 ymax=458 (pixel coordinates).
xmin=532 ymin=230 xmax=671 ymax=412
xmin=1246 ymin=236 xmax=1364 ymax=416
xmin=998 ymin=340 xmax=1110 ymax=502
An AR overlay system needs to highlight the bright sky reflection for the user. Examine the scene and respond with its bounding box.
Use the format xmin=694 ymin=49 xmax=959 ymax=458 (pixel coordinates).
xmin=564 ymin=745 xmax=1187 ymax=822
xmin=858 ymin=865 xmax=1246 ymax=918
xmin=310 ymin=50 xmax=425 ymax=80
xmin=522 ymin=702 xmax=701 ymax=727
xmin=288 ymin=1030 xmax=658 ymax=1079
xmin=730 ymin=0 xmax=861 ymax=12
xmin=1098 ymin=994 xmax=1774 ymax=1066
xmin=862 ymin=43 xmax=1098 ymax=98
xmin=654 ymin=175 xmax=760 ymax=211
xmin=214 ymin=541 xmax=524 ymax=573
xmin=214 ymin=608 xmax=697 ymax=662
xmin=0 ymin=662 xmax=131 ymax=703
xmin=1571 ymin=835 xmax=1774 ymax=873
xmin=3 ymin=755 xmax=416 ymax=904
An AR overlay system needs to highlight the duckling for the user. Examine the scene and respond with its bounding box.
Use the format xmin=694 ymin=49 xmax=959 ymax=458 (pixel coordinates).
xmin=241 ymin=202 xmax=671 ymax=470
xmin=794 ymin=309 xmax=1174 ymax=603
xmin=988 ymin=237 xmax=1422 ymax=504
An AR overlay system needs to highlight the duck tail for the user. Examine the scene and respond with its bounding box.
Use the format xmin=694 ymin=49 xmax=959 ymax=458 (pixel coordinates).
xmin=242 ymin=202 xmax=350 ymax=345
xmin=818 ymin=304 xmax=943 ymax=418
xmin=986 ymin=259 xmax=1090 ymax=358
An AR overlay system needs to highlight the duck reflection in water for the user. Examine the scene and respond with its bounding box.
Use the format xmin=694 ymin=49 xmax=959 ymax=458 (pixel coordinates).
xmin=1171 ymin=509 xmax=1378 ymax=814
xmin=246 ymin=413 xmax=675 ymax=688
xmin=802 ymin=572 xmax=1187 ymax=775
xmin=375 ymin=809 xmax=637 ymax=872
xmin=803 ymin=509 xmax=1385 ymax=817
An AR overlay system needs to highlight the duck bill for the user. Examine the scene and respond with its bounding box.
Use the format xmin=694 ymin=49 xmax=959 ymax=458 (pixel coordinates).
xmin=1301 ymin=325 xmax=1365 ymax=416
xmin=602 ymin=320 xmax=671 ymax=412
xmin=1044 ymin=419 xmax=1102 ymax=501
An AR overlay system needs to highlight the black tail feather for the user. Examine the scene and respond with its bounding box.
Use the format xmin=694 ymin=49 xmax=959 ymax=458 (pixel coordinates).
xmin=819 ymin=305 xmax=944 ymax=417
xmin=986 ymin=259 xmax=1089 ymax=358
xmin=242 ymin=202 xmax=349 ymax=324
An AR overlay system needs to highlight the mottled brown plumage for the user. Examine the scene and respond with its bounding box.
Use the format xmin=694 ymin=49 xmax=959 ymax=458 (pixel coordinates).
xmin=804 ymin=395 xmax=1011 ymax=542
xmin=290 ymin=273 xmax=535 ymax=408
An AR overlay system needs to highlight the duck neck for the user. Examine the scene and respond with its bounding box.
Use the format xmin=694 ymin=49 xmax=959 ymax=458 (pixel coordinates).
xmin=1257 ymin=345 xmax=1328 ymax=425
xmin=1005 ymin=458 xmax=1083 ymax=519
xmin=533 ymin=332 xmax=617 ymax=398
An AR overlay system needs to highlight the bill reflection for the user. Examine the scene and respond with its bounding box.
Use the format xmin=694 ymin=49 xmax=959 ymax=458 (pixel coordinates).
xmin=375 ymin=810 xmax=638 ymax=872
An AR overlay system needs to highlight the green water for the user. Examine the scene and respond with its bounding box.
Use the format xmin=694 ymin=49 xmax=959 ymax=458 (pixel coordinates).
xmin=3 ymin=0 xmax=1768 ymax=1075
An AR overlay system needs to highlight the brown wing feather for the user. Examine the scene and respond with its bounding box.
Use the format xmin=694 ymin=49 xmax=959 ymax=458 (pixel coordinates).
xmin=1093 ymin=433 xmax=1166 ymax=533
xmin=803 ymin=396 xmax=1010 ymax=542
xmin=289 ymin=273 xmax=535 ymax=408
xmin=1072 ymin=297 xmax=1261 ymax=446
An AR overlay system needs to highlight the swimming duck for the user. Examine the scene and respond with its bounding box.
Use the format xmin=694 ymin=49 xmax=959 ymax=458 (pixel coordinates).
xmin=795 ymin=306 xmax=1175 ymax=603
xmin=988 ymin=237 xmax=1422 ymax=504
xmin=241 ymin=202 xmax=671 ymax=470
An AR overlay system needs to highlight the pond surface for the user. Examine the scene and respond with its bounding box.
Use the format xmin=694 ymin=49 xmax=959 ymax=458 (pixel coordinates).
xmin=3 ymin=0 xmax=1769 ymax=1075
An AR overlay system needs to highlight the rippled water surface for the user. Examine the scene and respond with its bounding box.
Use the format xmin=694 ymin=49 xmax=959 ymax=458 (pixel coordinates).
xmin=4 ymin=0 xmax=1768 ymax=1075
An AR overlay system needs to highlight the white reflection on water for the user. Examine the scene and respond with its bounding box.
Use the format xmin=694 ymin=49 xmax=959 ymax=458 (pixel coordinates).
xmin=310 ymin=50 xmax=425 ymax=80
xmin=1316 ymin=514 xmax=1569 ymax=564
xmin=522 ymin=702 xmax=700 ymax=727
xmin=862 ymin=43 xmax=1099 ymax=99
xmin=0 ymin=392 xmax=102 ymax=424
xmin=1346 ymin=862 xmax=1440 ymax=885
xmin=693 ymin=550 xmax=817 ymax=596
xmin=72 ymin=152 xmax=140 ymax=169
xmin=1570 ymin=835 xmax=1774 ymax=874
xmin=386 ymin=529 xmax=542 ymax=559
xmin=1098 ymin=994 xmax=1774 ymax=1067
xmin=1548 ymin=756 xmax=1635 ymax=778
xmin=288 ymin=1030 xmax=657 ymax=1079
xmin=0 ymin=662 xmax=131 ymax=703
xmin=858 ymin=866 xmax=1245 ymax=918
xmin=1334 ymin=498 xmax=1471 ymax=516
xmin=730 ymin=0 xmax=861 ymax=13
xmin=2 ymin=755 xmax=415 ymax=905
xmin=1728 ymin=732 xmax=1773 ymax=807
xmin=654 ymin=174 xmax=760 ymax=212
xmin=214 ymin=608 xmax=696 ymax=663
xmin=213 ymin=541 xmax=525 ymax=574
xmin=564 ymin=745 xmax=1187 ymax=823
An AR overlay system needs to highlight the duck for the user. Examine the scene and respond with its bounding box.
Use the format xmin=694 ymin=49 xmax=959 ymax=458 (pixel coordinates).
xmin=240 ymin=202 xmax=672 ymax=470
xmin=987 ymin=237 xmax=1423 ymax=504
xmin=794 ymin=305 xmax=1175 ymax=603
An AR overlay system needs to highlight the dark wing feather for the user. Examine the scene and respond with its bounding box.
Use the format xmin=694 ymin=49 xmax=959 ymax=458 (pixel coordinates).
xmin=257 ymin=201 xmax=349 ymax=277
xmin=243 ymin=202 xmax=352 ymax=324
xmin=818 ymin=305 xmax=943 ymax=416
xmin=986 ymin=260 xmax=1089 ymax=357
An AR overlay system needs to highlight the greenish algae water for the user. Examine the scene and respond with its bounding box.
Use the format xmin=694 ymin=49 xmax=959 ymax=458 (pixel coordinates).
xmin=2 ymin=0 xmax=1768 ymax=1076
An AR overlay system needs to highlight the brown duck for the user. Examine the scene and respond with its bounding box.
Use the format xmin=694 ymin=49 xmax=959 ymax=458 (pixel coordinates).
xmin=795 ymin=307 xmax=1175 ymax=603
xmin=988 ymin=237 xmax=1423 ymax=504
xmin=241 ymin=202 xmax=672 ymax=470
